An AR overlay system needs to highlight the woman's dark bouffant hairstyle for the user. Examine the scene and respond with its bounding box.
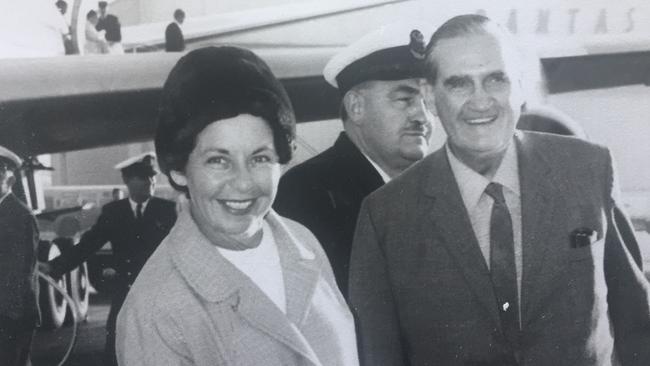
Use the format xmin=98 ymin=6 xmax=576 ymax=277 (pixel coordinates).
xmin=155 ymin=46 xmax=296 ymax=193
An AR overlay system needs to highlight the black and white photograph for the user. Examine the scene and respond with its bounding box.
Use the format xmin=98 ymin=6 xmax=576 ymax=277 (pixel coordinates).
xmin=1 ymin=0 xmax=650 ymax=365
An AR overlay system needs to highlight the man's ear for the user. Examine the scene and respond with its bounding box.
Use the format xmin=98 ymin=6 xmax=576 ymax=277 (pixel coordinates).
xmin=343 ymin=90 xmax=365 ymax=125
xmin=169 ymin=170 xmax=188 ymax=187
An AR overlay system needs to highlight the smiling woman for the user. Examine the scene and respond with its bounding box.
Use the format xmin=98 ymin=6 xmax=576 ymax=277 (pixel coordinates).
xmin=114 ymin=46 xmax=359 ymax=366
xmin=170 ymin=114 xmax=282 ymax=250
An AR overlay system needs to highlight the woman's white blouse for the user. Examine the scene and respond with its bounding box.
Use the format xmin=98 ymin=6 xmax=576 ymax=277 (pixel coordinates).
xmin=217 ymin=222 xmax=287 ymax=313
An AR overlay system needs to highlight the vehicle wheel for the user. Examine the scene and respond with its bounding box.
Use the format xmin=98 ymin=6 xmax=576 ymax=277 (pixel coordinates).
xmin=68 ymin=262 xmax=90 ymax=322
xmin=53 ymin=238 xmax=90 ymax=324
xmin=37 ymin=241 xmax=68 ymax=330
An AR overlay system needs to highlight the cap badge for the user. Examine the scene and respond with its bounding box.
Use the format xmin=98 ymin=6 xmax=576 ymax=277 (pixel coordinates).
xmin=409 ymin=29 xmax=426 ymax=60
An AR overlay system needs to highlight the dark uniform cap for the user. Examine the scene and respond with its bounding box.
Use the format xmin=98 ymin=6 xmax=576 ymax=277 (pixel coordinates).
xmin=114 ymin=152 xmax=157 ymax=178
xmin=323 ymin=22 xmax=434 ymax=94
xmin=98 ymin=1 xmax=108 ymax=9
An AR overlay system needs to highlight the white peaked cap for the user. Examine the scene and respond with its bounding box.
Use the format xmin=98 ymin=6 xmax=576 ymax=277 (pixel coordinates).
xmin=114 ymin=151 xmax=156 ymax=170
xmin=323 ymin=21 xmax=436 ymax=90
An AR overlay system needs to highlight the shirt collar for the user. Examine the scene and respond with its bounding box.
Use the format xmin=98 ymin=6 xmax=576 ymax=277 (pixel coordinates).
xmin=446 ymin=139 xmax=520 ymax=212
xmin=492 ymin=140 xmax=520 ymax=198
xmin=129 ymin=198 xmax=150 ymax=214
xmin=361 ymin=153 xmax=391 ymax=183
xmin=216 ymin=221 xmax=279 ymax=262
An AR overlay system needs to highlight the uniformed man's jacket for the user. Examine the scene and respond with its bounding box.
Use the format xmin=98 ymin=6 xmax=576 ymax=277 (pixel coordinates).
xmin=50 ymin=197 xmax=177 ymax=288
xmin=0 ymin=193 xmax=40 ymax=324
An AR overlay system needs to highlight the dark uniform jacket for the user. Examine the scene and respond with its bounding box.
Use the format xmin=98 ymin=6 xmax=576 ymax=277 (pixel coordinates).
xmin=49 ymin=197 xmax=176 ymax=335
xmin=96 ymin=14 xmax=121 ymax=42
xmin=274 ymin=132 xmax=384 ymax=295
xmin=349 ymin=131 xmax=650 ymax=366
xmin=165 ymin=22 xmax=185 ymax=52
xmin=0 ymin=193 xmax=40 ymax=325
xmin=50 ymin=197 xmax=176 ymax=286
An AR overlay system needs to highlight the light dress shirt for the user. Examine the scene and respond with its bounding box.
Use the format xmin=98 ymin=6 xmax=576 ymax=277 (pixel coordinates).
xmin=362 ymin=154 xmax=391 ymax=183
xmin=128 ymin=198 xmax=149 ymax=218
xmin=217 ymin=221 xmax=287 ymax=314
xmin=445 ymin=140 xmax=523 ymax=308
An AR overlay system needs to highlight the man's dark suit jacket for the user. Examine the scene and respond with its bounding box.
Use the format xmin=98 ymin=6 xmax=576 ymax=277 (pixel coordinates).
xmin=274 ymin=132 xmax=384 ymax=295
xmin=0 ymin=193 xmax=40 ymax=325
xmin=96 ymin=14 xmax=121 ymax=42
xmin=165 ymin=22 xmax=185 ymax=52
xmin=349 ymin=131 xmax=650 ymax=366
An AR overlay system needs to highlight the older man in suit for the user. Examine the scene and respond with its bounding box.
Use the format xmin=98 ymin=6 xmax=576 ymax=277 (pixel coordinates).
xmin=274 ymin=23 xmax=434 ymax=296
xmin=40 ymin=152 xmax=177 ymax=366
xmin=0 ymin=146 xmax=39 ymax=366
xmin=349 ymin=14 xmax=650 ymax=366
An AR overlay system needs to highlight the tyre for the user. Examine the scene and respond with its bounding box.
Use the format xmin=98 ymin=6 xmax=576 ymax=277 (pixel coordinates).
xmin=53 ymin=238 xmax=90 ymax=323
xmin=37 ymin=240 xmax=68 ymax=329
xmin=68 ymin=262 xmax=90 ymax=322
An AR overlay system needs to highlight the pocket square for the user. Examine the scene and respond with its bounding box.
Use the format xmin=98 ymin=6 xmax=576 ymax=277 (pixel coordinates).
xmin=570 ymin=227 xmax=597 ymax=248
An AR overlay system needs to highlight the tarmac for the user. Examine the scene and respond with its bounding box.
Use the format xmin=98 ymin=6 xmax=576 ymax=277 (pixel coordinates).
xmin=32 ymin=293 xmax=110 ymax=366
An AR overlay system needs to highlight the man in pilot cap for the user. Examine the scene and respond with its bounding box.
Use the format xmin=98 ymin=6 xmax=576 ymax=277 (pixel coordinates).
xmin=40 ymin=152 xmax=176 ymax=366
xmin=274 ymin=23 xmax=435 ymax=296
xmin=0 ymin=146 xmax=39 ymax=366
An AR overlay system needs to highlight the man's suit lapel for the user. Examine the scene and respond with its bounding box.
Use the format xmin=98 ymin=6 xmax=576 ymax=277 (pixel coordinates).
xmin=422 ymin=149 xmax=502 ymax=328
xmin=516 ymin=133 xmax=568 ymax=326
xmin=117 ymin=198 xmax=136 ymax=223
xmin=140 ymin=197 xmax=159 ymax=221
xmin=170 ymin=210 xmax=322 ymax=366
xmin=335 ymin=133 xmax=384 ymax=194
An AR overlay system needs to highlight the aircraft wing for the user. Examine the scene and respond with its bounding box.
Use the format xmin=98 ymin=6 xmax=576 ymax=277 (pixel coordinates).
xmin=0 ymin=48 xmax=340 ymax=157
xmin=2 ymin=0 xmax=408 ymax=157
xmin=2 ymin=43 xmax=649 ymax=157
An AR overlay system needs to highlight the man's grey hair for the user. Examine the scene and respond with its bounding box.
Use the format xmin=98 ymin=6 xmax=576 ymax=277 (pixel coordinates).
xmin=424 ymin=14 xmax=522 ymax=85
xmin=424 ymin=14 xmax=545 ymax=103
